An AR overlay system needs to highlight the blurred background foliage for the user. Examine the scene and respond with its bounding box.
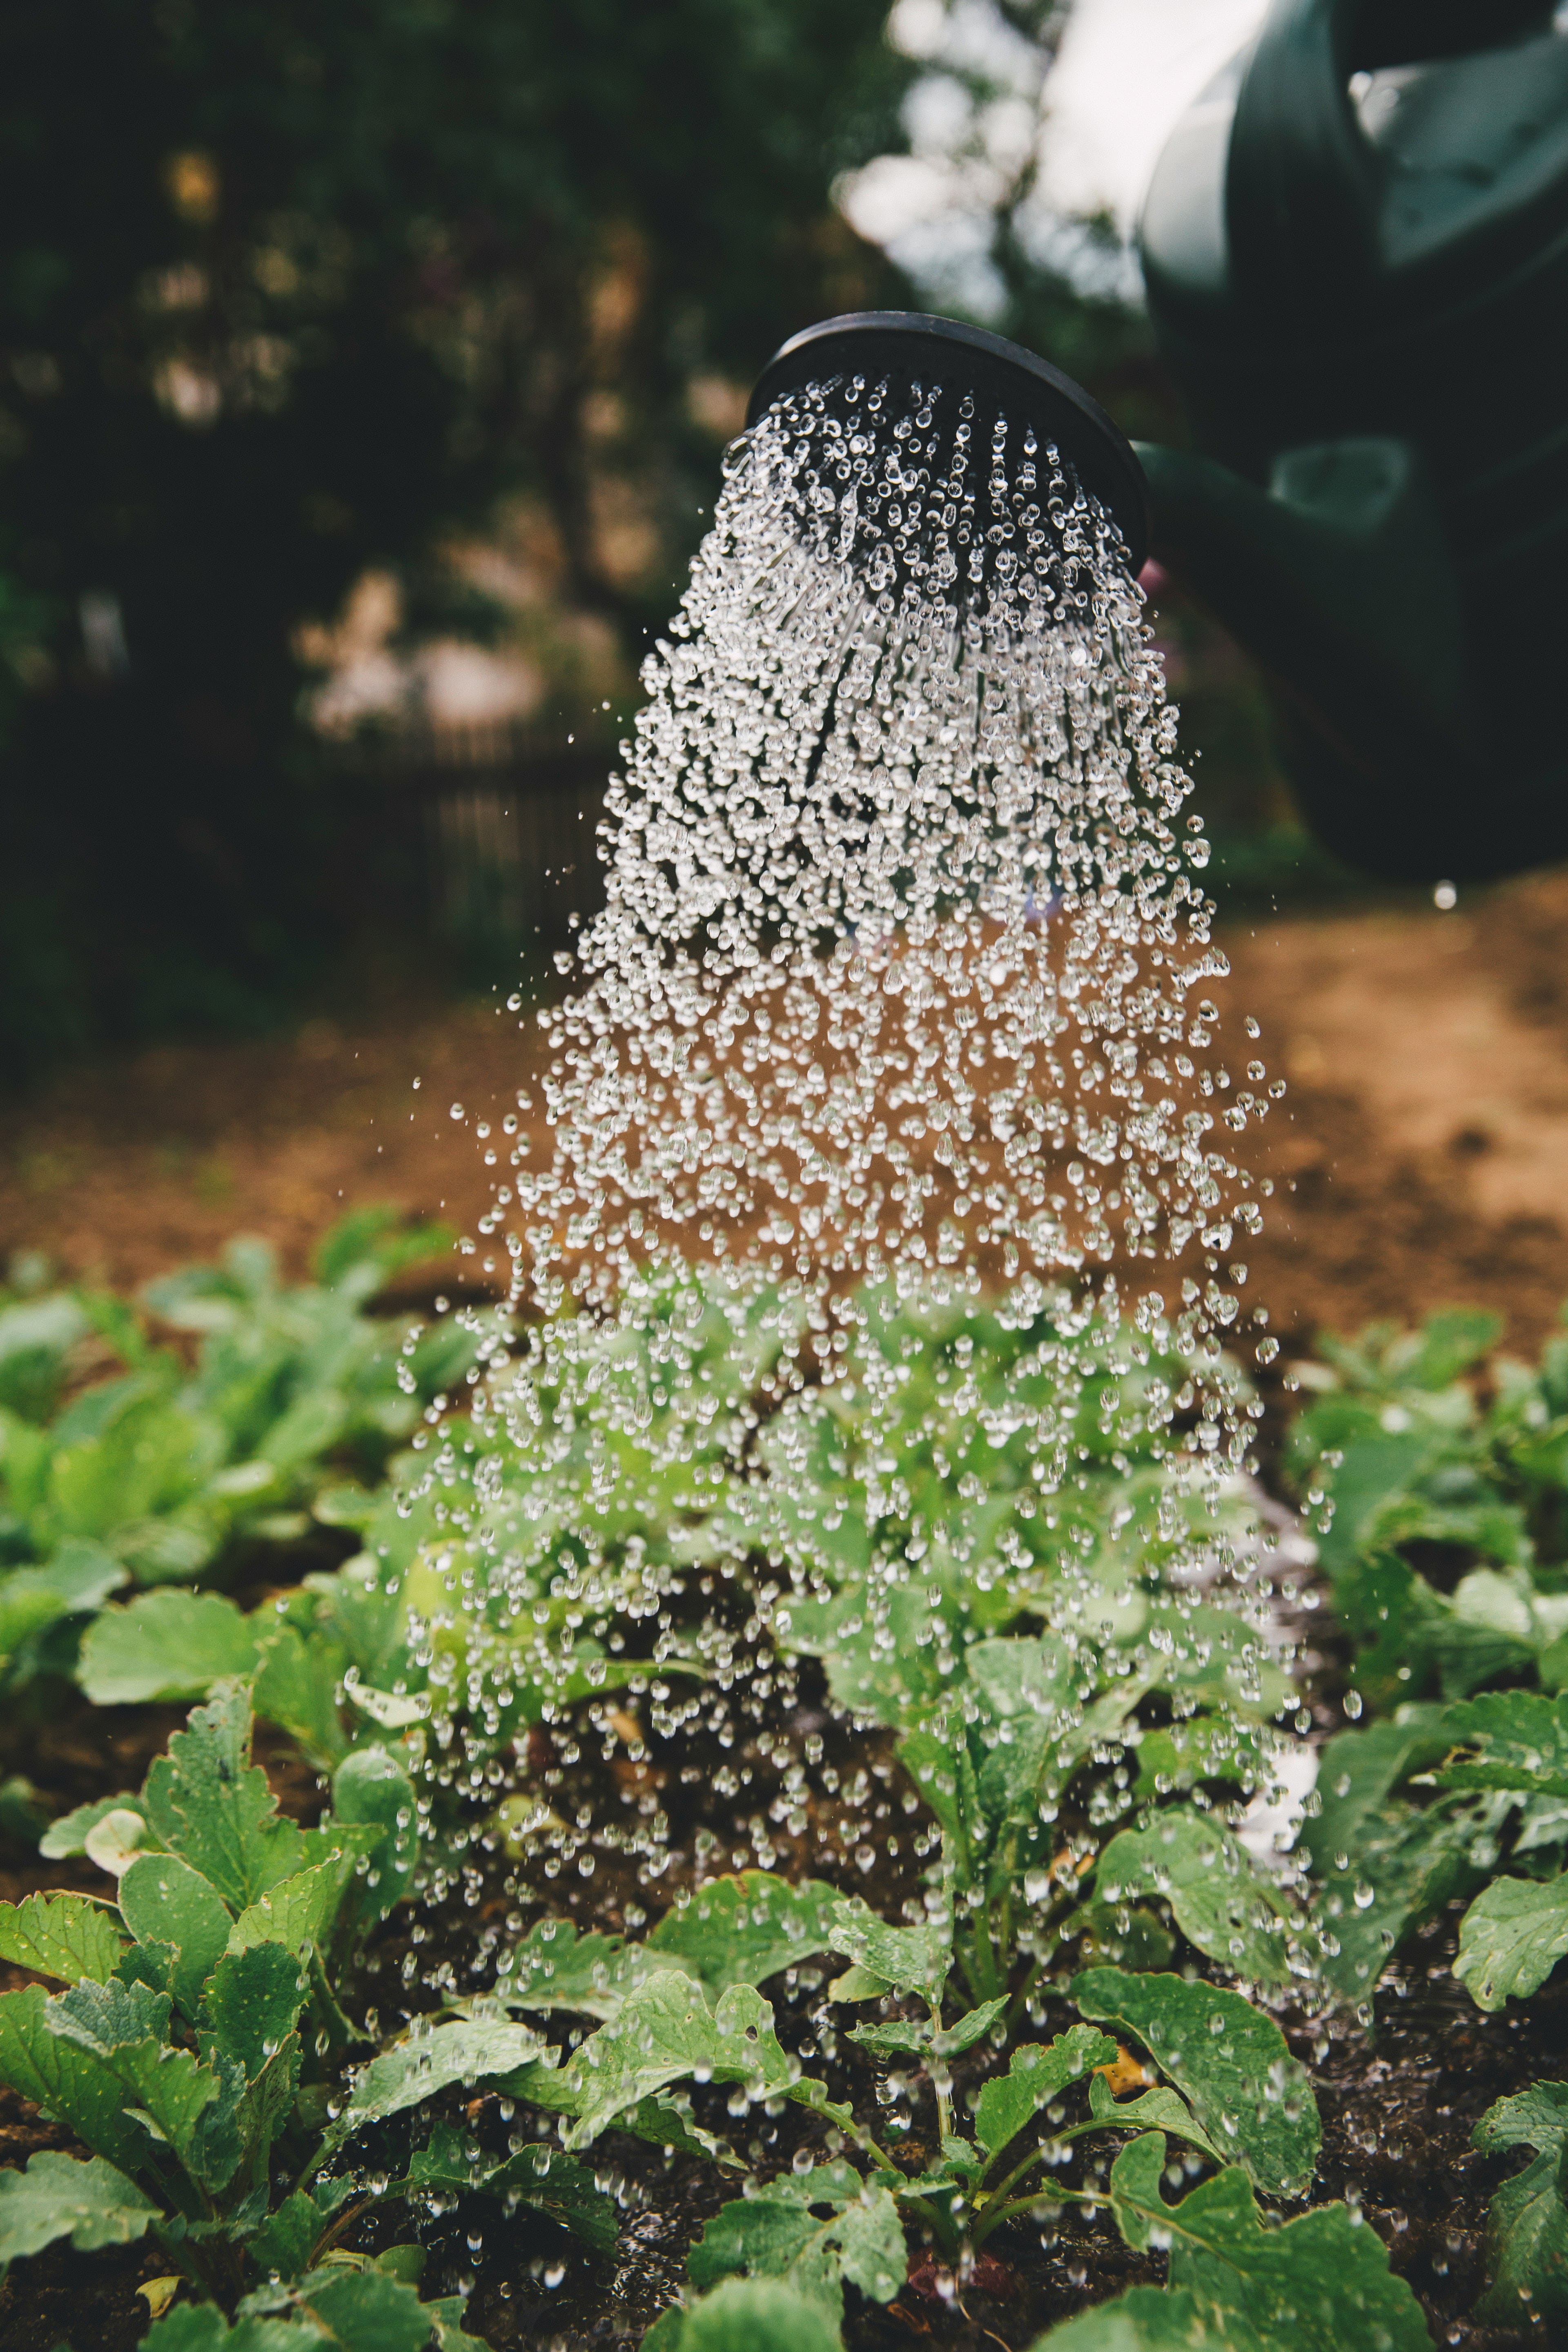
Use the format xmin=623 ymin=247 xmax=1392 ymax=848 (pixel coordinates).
xmin=0 ymin=0 xmax=1312 ymax=1088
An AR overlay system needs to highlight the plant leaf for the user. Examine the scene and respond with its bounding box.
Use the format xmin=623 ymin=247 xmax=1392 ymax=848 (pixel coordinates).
xmin=1087 ymin=2070 xmax=1223 ymax=2165
xmin=1072 ymin=1970 xmax=1319 ymax=2198
xmin=645 ymin=1873 xmax=844 ymax=1996
xmin=37 ymin=1791 xmax=144 ymax=1861
xmin=325 ymin=2018 xmax=546 ymax=2154
xmin=77 ymin=1590 xmax=261 ymax=1706
xmin=119 ymin=1852 xmax=234 ymax=2018
xmin=143 ymin=1682 xmax=304 ymax=1911
xmin=1454 ymin=1875 xmax=1568 ymax=2011
xmin=1430 ymin=1690 xmax=1568 ymax=1800
xmin=0 ymin=1892 xmax=127 ymax=1985
xmin=1472 ymin=2080 xmax=1568 ymax=2324
xmin=330 ymin=1743 xmax=418 ymax=1935
xmin=973 ymin=2025 xmax=1118 ymax=2162
xmin=556 ymin=1975 xmax=796 ymax=2152
xmin=1307 ymin=1715 xmax=1453 ymax=1869
xmin=252 ymin=1624 xmax=350 ymax=1773
xmin=1094 ymin=1813 xmax=1292 ymax=1987
xmin=493 ymin=1919 xmax=662 ymax=2020
xmin=202 ymin=1942 xmax=310 ymax=2080
xmin=848 ymin=1995 xmax=1007 ymax=2061
xmin=1027 ymin=2285 xmax=1243 ymax=2348
xmin=689 ymin=2160 xmax=904 ymax=2317
xmin=1474 ymin=2078 xmax=1568 ymax=2157
xmin=1312 ymin=1793 xmax=1490 ymax=2004
xmin=227 ymin=1858 xmax=350 ymax=1958
xmin=1105 ymin=2134 xmax=1430 ymax=2352
xmin=402 ymin=2121 xmax=620 ymax=2255
xmin=293 ymin=2263 xmax=436 ymax=2352
xmin=673 ymin=2278 xmax=844 ymax=2352
xmin=0 ymin=1982 xmax=151 ymax=2174
xmin=47 ymin=1975 xmax=228 ymax=2176
xmin=0 ymin=2149 xmax=156 ymax=2261
xmin=826 ymin=1897 xmax=950 ymax=2001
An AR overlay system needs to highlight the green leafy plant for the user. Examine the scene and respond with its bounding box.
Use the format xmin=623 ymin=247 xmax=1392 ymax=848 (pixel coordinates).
xmin=0 ymin=1682 xmax=437 ymax=2312
xmin=462 ymin=1861 xmax=1434 ymax=2352
xmin=0 ymin=1209 xmax=488 ymax=1703
xmin=1469 ymin=2079 xmax=1568 ymax=2329
xmin=1287 ymin=1305 xmax=1568 ymax=1709
xmin=483 ymin=1875 xmax=1307 ymax=2255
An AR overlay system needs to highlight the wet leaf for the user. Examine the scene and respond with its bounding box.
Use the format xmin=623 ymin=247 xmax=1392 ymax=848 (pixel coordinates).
xmin=227 ymin=1857 xmax=354 ymax=1959
xmin=119 ymin=1852 xmax=233 ymax=2018
xmin=1094 ymin=1813 xmax=1292 ymax=1987
xmin=973 ymin=2025 xmax=1117 ymax=2161
xmin=493 ymin=1918 xmax=659 ymax=2019
xmin=673 ymin=2278 xmax=844 ymax=2352
xmin=847 ymin=1995 xmax=1006 ymax=2060
xmin=47 ymin=1975 xmax=229 ymax=2176
xmin=0 ymin=1891 xmax=127 ymax=1984
xmin=1472 ymin=2080 xmax=1568 ymax=2324
xmin=689 ymin=2160 xmax=904 ymax=2317
xmin=555 ymin=1975 xmax=797 ymax=2151
xmin=1027 ymin=2284 xmax=1239 ymax=2348
xmin=1431 ymin=1690 xmax=1568 ymax=1800
xmin=38 ymin=1790 xmax=145 ymax=1860
xmin=1310 ymin=1792 xmax=1488 ymax=2004
xmin=403 ymin=2120 xmax=619 ymax=2255
xmin=293 ymin=2263 xmax=436 ymax=2352
xmin=326 ymin=2018 xmax=546 ymax=2153
xmin=1072 ymin=1970 xmax=1319 ymax=2198
xmin=1105 ymin=2134 xmax=1430 ymax=2351
xmin=1454 ymin=1874 xmax=1568 ymax=2009
xmin=141 ymin=1682 xmax=305 ymax=1910
xmin=1087 ymin=2071 xmax=1224 ymax=2165
xmin=825 ymin=1897 xmax=951 ymax=2001
xmin=646 ymin=1872 xmax=844 ymax=1995
xmin=77 ymin=1590 xmax=260 ymax=1706
xmin=330 ymin=1744 xmax=418 ymax=1936
xmin=0 ymin=2149 xmax=156 ymax=2262
xmin=203 ymin=1942 xmax=310 ymax=2080
xmin=0 ymin=1981 xmax=153 ymax=2174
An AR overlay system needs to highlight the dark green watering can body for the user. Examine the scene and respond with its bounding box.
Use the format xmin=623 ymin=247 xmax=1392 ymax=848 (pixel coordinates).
xmin=1137 ymin=0 xmax=1568 ymax=880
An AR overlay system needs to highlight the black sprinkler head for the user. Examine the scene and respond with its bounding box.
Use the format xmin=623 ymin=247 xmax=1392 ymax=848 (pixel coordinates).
xmin=747 ymin=310 xmax=1151 ymax=577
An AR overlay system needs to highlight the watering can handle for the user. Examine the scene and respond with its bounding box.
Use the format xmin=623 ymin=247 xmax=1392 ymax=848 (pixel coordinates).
xmin=1226 ymin=0 xmax=1557 ymax=315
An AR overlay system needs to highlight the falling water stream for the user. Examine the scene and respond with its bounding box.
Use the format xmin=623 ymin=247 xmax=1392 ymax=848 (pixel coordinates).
xmin=402 ymin=361 xmax=1289 ymax=2025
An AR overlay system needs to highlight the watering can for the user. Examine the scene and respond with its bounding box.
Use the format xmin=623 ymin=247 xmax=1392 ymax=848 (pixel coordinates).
xmin=1136 ymin=0 xmax=1568 ymax=880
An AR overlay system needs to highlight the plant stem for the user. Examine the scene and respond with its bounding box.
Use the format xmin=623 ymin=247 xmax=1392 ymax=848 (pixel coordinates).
xmin=973 ymin=2181 xmax=1094 ymax=2243
xmin=928 ymin=2005 xmax=954 ymax=2142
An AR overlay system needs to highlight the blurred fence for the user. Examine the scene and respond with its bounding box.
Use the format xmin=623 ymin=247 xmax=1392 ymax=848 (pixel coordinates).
xmin=335 ymin=719 xmax=615 ymax=960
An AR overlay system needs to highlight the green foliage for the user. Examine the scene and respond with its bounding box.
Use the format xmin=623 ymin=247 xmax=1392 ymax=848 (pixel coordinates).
xmin=1471 ymin=2080 xmax=1568 ymax=2326
xmin=655 ymin=2279 xmax=844 ymax=2352
xmin=1071 ymin=1970 xmax=1320 ymax=2198
xmin=0 ymin=2148 xmax=157 ymax=2263
xmin=0 ymin=1682 xmax=463 ymax=2319
xmin=1287 ymin=1306 xmax=1568 ymax=2016
xmin=688 ymin=2161 xmax=905 ymax=2319
xmin=1091 ymin=1812 xmax=1293 ymax=1988
xmin=1289 ymin=1305 xmax=1568 ymax=1708
xmin=0 ymin=1212 xmax=476 ymax=1702
xmin=1099 ymin=2135 xmax=1430 ymax=2352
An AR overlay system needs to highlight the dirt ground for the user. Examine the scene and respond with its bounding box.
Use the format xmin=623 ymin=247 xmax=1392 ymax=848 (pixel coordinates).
xmin=6 ymin=868 xmax=1568 ymax=1361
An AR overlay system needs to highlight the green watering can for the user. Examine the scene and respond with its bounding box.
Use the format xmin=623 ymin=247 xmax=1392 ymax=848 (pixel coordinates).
xmin=1137 ymin=0 xmax=1568 ymax=880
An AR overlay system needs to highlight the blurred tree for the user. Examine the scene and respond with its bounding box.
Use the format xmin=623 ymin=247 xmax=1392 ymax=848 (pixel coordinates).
xmin=0 ymin=0 xmax=912 ymax=1077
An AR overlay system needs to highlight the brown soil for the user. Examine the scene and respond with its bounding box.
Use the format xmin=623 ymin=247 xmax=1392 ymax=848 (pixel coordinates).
xmin=7 ymin=873 xmax=1568 ymax=1363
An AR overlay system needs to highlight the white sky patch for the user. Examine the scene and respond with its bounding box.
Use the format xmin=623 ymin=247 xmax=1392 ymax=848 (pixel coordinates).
xmin=1040 ymin=0 xmax=1269 ymax=231
xmin=839 ymin=0 xmax=1270 ymax=310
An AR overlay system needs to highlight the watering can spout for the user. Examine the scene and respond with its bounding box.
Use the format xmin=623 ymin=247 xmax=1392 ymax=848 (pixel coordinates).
xmin=1135 ymin=437 xmax=1489 ymax=875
